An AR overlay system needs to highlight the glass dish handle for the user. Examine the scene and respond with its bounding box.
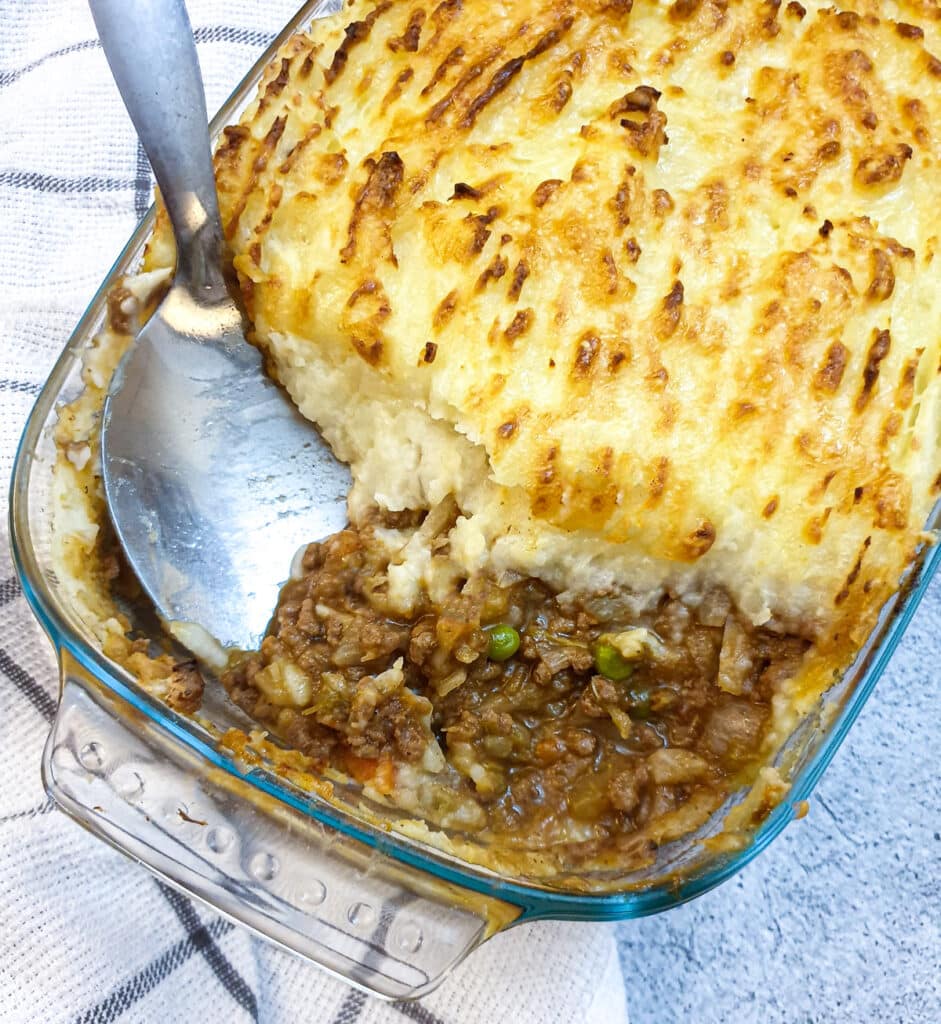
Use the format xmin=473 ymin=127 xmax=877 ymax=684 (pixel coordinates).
xmin=42 ymin=650 xmax=520 ymax=1000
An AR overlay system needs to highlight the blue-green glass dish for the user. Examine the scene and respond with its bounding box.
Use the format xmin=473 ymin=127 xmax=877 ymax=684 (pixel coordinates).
xmin=8 ymin=0 xmax=941 ymax=1000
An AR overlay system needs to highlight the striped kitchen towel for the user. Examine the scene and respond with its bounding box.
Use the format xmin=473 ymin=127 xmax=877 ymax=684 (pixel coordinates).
xmin=0 ymin=2 xmax=628 ymax=1021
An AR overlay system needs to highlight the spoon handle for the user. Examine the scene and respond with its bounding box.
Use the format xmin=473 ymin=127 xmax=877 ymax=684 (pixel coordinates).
xmin=90 ymin=0 xmax=227 ymax=299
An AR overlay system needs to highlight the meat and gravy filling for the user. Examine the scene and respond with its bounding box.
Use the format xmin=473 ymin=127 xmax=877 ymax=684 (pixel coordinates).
xmin=222 ymin=505 xmax=809 ymax=858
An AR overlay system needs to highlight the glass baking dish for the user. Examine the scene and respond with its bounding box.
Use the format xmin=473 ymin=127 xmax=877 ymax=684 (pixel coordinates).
xmin=9 ymin=0 xmax=941 ymax=1001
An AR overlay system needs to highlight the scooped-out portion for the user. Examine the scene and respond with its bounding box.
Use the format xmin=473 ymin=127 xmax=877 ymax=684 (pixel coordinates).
xmin=222 ymin=504 xmax=809 ymax=868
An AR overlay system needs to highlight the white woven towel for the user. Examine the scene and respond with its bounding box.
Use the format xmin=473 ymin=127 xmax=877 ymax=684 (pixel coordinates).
xmin=0 ymin=2 xmax=628 ymax=1021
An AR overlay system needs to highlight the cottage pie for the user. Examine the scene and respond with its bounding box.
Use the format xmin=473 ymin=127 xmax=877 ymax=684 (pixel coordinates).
xmin=56 ymin=0 xmax=941 ymax=876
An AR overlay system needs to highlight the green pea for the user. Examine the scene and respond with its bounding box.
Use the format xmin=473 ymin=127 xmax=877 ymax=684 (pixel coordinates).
xmin=486 ymin=624 xmax=520 ymax=662
xmin=592 ymin=641 xmax=634 ymax=681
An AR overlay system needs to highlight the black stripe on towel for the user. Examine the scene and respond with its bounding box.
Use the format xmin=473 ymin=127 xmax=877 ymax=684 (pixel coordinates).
xmin=0 ymin=646 xmax=56 ymax=722
xmin=157 ymin=881 xmax=259 ymax=1022
xmin=0 ymin=170 xmax=134 ymax=195
xmin=394 ymin=1000 xmax=448 ymax=1024
xmin=0 ymin=576 xmax=22 ymax=606
xmin=0 ymin=38 xmax=101 ymax=89
xmin=0 ymin=25 xmax=274 ymax=90
xmin=0 ymin=799 xmax=55 ymax=825
xmin=74 ymin=916 xmax=234 ymax=1024
xmin=0 ymin=378 xmax=41 ymax=396
xmin=192 ymin=25 xmax=276 ymax=48
xmin=331 ymin=990 xmax=367 ymax=1024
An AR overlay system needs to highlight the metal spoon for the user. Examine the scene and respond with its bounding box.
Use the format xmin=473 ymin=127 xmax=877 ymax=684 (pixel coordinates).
xmin=91 ymin=0 xmax=349 ymax=655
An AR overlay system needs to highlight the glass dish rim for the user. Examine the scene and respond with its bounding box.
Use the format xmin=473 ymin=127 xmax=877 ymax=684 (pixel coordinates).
xmin=9 ymin=0 xmax=941 ymax=922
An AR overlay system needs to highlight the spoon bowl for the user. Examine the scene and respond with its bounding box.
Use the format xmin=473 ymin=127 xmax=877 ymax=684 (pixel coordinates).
xmin=93 ymin=0 xmax=349 ymax=653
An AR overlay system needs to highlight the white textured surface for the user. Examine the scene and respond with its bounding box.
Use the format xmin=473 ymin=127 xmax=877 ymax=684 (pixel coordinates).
xmin=618 ymin=573 xmax=941 ymax=1022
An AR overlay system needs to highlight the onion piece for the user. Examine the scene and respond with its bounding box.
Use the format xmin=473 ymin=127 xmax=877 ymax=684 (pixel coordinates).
xmin=717 ymin=616 xmax=755 ymax=695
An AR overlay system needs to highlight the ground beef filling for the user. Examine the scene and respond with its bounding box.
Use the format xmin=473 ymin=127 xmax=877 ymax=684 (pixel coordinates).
xmin=223 ymin=525 xmax=809 ymax=854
